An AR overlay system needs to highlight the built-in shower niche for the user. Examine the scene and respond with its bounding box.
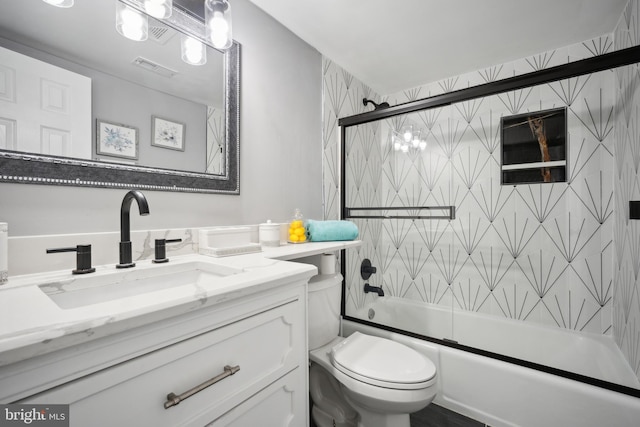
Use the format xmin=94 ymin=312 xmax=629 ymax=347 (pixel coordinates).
xmin=500 ymin=107 xmax=567 ymax=185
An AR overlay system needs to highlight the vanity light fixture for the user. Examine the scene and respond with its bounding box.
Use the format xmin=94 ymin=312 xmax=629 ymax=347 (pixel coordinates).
xmin=205 ymin=0 xmax=233 ymax=50
xmin=181 ymin=34 xmax=207 ymax=66
xmin=41 ymin=0 xmax=74 ymax=7
xmin=116 ymin=1 xmax=149 ymax=42
xmin=144 ymin=0 xmax=172 ymax=19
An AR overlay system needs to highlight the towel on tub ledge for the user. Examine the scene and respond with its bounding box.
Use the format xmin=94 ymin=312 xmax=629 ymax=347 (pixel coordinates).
xmin=307 ymin=220 xmax=359 ymax=242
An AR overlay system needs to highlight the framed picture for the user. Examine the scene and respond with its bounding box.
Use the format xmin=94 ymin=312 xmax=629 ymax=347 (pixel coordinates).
xmin=152 ymin=116 xmax=185 ymax=151
xmin=96 ymin=119 xmax=138 ymax=160
xmin=500 ymin=107 xmax=567 ymax=185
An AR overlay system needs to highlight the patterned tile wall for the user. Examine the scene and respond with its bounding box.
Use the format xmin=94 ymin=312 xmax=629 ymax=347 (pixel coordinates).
xmin=614 ymin=0 xmax=640 ymax=382
xmin=323 ymin=59 xmax=384 ymax=221
xmin=322 ymin=2 xmax=640 ymax=382
xmin=206 ymin=106 xmax=224 ymax=174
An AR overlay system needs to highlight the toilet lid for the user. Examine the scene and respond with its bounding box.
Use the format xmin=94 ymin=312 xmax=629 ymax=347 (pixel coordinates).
xmin=331 ymin=332 xmax=436 ymax=390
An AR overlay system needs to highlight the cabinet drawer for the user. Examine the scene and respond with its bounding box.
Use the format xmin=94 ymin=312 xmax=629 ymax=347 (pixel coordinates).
xmin=208 ymin=368 xmax=305 ymax=426
xmin=23 ymin=300 xmax=304 ymax=427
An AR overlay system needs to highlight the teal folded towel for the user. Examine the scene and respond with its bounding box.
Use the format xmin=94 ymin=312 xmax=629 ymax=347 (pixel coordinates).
xmin=307 ymin=220 xmax=359 ymax=242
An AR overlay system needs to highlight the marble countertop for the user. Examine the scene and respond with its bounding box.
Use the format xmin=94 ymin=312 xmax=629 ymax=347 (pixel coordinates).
xmin=0 ymin=240 xmax=360 ymax=367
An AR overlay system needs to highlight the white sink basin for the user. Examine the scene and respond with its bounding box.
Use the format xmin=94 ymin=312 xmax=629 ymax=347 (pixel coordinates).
xmin=38 ymin=261 xmax=244 ymax=309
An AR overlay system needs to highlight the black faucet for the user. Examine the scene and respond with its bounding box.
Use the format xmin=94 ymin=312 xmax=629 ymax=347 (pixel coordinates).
xmin=117 ymin=190 xmax=150 ymax=268
xmin=364 ymin=283 xmax=384 ymax=296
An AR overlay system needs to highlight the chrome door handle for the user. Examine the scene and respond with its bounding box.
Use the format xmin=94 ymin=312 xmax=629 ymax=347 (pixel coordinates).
xmin=164 ymin=365 xmax=240 ymax=409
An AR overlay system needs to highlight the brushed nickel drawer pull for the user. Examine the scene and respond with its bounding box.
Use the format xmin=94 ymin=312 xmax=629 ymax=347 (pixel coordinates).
xmin=164 ymin=365 xmax=240 ymax=409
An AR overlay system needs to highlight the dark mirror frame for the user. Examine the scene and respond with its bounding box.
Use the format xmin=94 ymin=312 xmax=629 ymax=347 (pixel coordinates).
xmin=0 ymin=1 xmax=240 ymax=195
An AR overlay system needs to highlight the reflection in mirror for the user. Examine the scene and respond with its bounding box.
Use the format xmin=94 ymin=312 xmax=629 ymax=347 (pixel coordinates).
xmin=0 ymin=0 xmax=239 ymax=194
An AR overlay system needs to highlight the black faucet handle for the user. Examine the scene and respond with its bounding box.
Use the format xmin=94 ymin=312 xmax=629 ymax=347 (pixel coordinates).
xmin=153 ymin=238 xmax=183 ymax=264
xmin=46 ymin=244 xmax=96 ymax=274
xmin=360 ymin=259 xmax=377 ymax=280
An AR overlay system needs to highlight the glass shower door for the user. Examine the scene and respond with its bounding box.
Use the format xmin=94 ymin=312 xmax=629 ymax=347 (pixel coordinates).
xmin=342 ymin=107 xmax=457 ymax=343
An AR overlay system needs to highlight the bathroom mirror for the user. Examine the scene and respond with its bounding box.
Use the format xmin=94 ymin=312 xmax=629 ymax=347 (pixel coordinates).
xmin=0 ymin=0 xmax=240 ymax=194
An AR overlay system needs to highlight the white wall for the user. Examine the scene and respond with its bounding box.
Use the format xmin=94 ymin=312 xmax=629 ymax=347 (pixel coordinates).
xmin=0 ymin=0 xmax=323 ymax=237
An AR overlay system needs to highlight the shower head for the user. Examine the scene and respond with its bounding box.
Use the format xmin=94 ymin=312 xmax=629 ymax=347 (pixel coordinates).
xmin=363 ymin=97 xmax=390 ymax=111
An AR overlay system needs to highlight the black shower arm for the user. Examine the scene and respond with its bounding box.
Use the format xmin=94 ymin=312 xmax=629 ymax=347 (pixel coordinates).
xmin=363 ymin=97 xmax=390 ymax=111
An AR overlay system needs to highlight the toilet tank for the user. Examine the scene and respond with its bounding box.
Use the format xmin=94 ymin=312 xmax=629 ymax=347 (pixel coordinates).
xmin=308 ymin=273 xmax=343 ymax=350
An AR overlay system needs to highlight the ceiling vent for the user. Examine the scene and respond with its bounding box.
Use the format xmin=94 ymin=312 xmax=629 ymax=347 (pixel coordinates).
xmin=149 ymin=24 xmax=175 ymax=45
xmin=132 ymin=57 xmax=177 ymax=78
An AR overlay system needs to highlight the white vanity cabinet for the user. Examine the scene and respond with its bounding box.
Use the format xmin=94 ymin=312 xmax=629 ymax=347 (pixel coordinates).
xmin=8 ymin=281 xmax=309 ymax=426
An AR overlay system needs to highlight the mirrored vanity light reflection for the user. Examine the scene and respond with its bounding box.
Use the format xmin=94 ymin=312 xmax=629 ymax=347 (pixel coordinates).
xmin=116 ymin=1 xmax=149 ymax=41
xmin=181 ymin=34 xmax=207 ymax=66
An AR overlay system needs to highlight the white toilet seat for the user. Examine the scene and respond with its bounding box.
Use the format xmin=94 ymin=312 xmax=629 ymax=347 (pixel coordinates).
xmin=330 ymin=332 xmax=436 ymax=390
xmin=309 ymin=333 xmax=437 ymax=421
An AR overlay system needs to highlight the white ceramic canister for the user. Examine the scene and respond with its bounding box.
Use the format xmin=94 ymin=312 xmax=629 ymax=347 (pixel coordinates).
xmin=0 ymin=223 xmax=7 ymax=284
xmin=259 ymin=220 xmax=281 ymax=247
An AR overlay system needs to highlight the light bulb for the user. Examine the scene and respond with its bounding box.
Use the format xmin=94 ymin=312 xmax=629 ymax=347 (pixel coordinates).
xmin=419 ymin=140 xmax=427 ymax=150
xmin=116 ymin=3 xmax=148 ymax=42
xmin=205 ymin=0 xmax=233 ymax=50
xmin=411 ymin=130 xmax=421 ymax=148
xmin=181 ymin=35 xmax=207 ymax=66
xmin=144 ymin=0 xmax=172 ymax=19
xmin=42 ymin=0 xmax=74 ymax=7
xmin=401 ymin=144 xmax=409 ymax=153
xmin=209 ymin=13 xmax=229 ymax=47
xmin=402 ymin=126 xmax=413 ymax=143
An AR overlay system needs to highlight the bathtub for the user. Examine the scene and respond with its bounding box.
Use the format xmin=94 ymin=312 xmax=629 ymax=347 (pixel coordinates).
xmin=342 ymin=297 xmax=640 ymax=427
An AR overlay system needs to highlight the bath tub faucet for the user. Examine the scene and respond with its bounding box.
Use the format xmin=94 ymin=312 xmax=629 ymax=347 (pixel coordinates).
xmin=364 ymin=283 xmax=384 ymax=296
xmin=117 ymin=190 xmax=150 ymax=268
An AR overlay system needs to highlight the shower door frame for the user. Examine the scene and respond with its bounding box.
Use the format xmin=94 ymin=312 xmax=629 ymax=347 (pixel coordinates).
xmin=337 ymin=44 xmax=640 ymax=399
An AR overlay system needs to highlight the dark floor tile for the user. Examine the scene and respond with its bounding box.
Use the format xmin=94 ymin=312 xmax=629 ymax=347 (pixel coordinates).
xmin=310 ymin=401 xmax=485 ymax=427
xmin=410 ymin=404 xmax=485 ymax=427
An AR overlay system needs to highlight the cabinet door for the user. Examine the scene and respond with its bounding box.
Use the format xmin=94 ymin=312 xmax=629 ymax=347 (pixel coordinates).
xmin=208 ymin=368 xmax=306 ymax=427
xmin=22 ymin=300 xmax=304 ymax=427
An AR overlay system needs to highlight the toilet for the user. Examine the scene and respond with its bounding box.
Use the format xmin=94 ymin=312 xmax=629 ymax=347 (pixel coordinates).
xmin=308 ymin=265 xmax=437 ymax=427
